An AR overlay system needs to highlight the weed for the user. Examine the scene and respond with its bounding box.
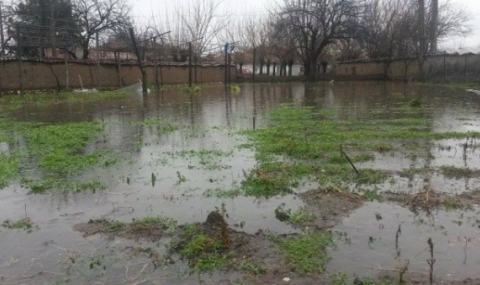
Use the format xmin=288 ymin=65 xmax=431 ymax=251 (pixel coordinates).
xmin=359 ymin=188 xmax=383 ymax=202
xmin=2 ymin=218 xmax=35 ymax=232
xmin=440 ymin=166 xmax=474 ymax=179
xmin=182 ymin=86 xmax=202 ymax=93
xmin=442 ymin=197 xmax=465 ymax=210
xmin=22 ymin=178 xmax=104 ymax=194
xmin=178 ymin=227 xmax=227 ymax=273
xmin=274 ymin=204 xmax=316 ymax=225
xmin=409 ymin=98 xmax=422 ymax=107
xmin=331 ymin=272 xmax=349 ymax=285
xmin=274 ymin=232 xmax=333 ymax=274
xmin=176 ymin=171 xmax=186 ymax=184
xmin=203 ymin=187 xmax=242 ymax=198
xmin=131 ymin=217 xmax=178 ymax=234
xmin=230 ymin=85 xmax=241 ymax=93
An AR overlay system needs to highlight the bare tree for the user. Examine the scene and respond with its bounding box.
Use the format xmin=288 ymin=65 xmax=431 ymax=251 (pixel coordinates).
xmin=360 ymin=0 xmax=470 ymax=79
xmin=176 ymin=0 xmax=229 ymax=59
xmin=71 ymin=0 xmax=130 ymax=59
xmin=275 ymin=0 xmax=362 ymax=80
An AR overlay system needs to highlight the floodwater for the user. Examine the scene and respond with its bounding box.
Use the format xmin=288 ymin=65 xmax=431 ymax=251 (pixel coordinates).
xmin=1 ymin=82 xmax=480 ymax=284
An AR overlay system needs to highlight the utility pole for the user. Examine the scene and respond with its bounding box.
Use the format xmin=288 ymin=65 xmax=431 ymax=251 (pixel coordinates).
xmin=0 ymin=1 xmax=5 ymax=57
xmin=418 ymin=0 xmax=426 ymax=78
xmin=96 ymin=32 xmax=101 ymax=88
xmin=429 ymin=0 xmax=438 ymax=54
xmin=189 ymin=41 xmax=192 ymax=87
xmin=224 ymin=42 xmax=229 ymax=85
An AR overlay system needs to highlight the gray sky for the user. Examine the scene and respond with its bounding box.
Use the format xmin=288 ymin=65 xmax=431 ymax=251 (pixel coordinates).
xmin=129 ymin=0 xmax=480 ymax=51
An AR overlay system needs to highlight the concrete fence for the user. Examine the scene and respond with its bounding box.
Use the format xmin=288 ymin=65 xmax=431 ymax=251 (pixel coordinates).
xmin=333 ymin=53 xmax=480 ymax=82
xmin=0 ymin=59 xmax=236 ymax=92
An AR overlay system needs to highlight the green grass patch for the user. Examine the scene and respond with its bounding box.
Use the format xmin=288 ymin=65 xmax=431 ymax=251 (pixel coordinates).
xmin=274 ymin=232 xmax=333 ymax=274
xmin=176 ymin=224 xmax=228 ymax=273
xmin=0 ymin=155 xmax=19 ymax=189
xmin=440 ymin=166 xmax=475 ymax=179
xmin=240 ymin=105 xmax=478 ymax=197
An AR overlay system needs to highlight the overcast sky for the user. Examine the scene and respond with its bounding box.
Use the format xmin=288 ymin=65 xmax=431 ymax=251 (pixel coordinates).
xmin=130 ymin=0 xmax=480 ymax=51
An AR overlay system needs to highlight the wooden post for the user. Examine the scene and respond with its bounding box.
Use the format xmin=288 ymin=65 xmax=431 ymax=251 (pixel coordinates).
xmin=65 ymin=52 xmax=69 ymax=90
xmin=16 ymin=24 xmax=24 ymax=95
xmin=224 ymin=43 xmax=229 ymax=85
xmin=252 ymin=46 xmax=256 ymax=83
xmin=96 ymin=32 xmax=101 ymax=88
xmin=116 ymin=51 xmax=122 ymax=87
xmin=189 ymin=41 xmax=192 ymax=87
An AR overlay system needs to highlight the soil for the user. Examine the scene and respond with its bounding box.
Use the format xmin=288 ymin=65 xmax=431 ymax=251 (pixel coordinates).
xmin=298 ymin=187 xmax=366 ymax=229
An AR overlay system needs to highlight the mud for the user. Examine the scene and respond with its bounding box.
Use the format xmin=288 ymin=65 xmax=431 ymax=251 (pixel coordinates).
xmin=298 ymin=187 xmax=366 ymax=229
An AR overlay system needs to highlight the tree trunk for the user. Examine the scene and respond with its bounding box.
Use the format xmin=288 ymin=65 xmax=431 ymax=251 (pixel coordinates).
xmin=82 ymin=40 xmax=90 ymax=59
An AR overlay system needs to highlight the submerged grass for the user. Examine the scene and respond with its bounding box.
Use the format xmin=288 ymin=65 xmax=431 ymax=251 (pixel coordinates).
xmin=0 ymin=117 xmax=118 ymax=192
xmin=2 ymin=217 xmax=35 ymax=232
xmin=21 ymin=178 xmax=104 ymax=194
xmin=241 ymin=105 xmax=479 ymax=197
xmin=0 ymin=155 xmax=19 ymax=188
xmin=0 ymin=90 xmax=130 ymax=112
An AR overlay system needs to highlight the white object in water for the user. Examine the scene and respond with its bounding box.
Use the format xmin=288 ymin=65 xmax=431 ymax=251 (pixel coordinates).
xmin=73 ymin=88 xmax=98 ymax=93
xmin=466 ymin=89 xmax=480 ymax=95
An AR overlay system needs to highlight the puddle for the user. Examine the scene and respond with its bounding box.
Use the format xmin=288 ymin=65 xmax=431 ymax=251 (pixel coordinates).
xmin=328 ymin=202 xmax=480 ymax=281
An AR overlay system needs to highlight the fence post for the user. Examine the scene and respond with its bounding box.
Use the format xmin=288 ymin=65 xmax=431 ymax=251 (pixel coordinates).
xmin=464 ymin=54 xmax=467 ymax=82
xmin=252 ymin=46 xmax=256 ymax=83
xmin=96 ymin=32 xmax=101 ymax=89
xmin=16 ymin=24 xmax=24 ymax=95
xmin=65 ymin=52 xmax=69 ymax=91
xmin=443 ymin=51 xmax=446 ymax=81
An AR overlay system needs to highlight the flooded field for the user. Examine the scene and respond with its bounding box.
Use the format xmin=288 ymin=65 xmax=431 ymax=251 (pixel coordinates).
xmin=1 ymin=82 xmax=480 ymax=284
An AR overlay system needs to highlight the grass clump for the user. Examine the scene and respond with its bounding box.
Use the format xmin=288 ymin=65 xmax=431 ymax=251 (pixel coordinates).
xmin=440 ymin=165 xmax=475 ymax=179
xmin=274 ymin=232 xmax=333 ymax=274
xmin=176 ymin=224 xmax=228 ymax=273
xmin=289 ymin=207 xmax=316 ymax=225
xmin=2 ymin=218 xmax=35 ymax=232
xmin=21 ymin=178 xmax=104 ymax=194
xmin=203 ymin=187 xmax=242 ymax=198
xmin=182 ymin=86 xmax=202 ymax=93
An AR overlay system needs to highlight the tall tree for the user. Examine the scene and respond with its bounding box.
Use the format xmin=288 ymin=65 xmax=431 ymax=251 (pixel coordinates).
xmin=275 ymin=0 xmax=362 ymax=80
xmin=71 ymin=0 xmax=130 ymax=59
xmin=11 ymin=0 xmax=79 ymax=58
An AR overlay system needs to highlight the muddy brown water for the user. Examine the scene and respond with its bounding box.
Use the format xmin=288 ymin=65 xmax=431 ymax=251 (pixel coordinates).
xmin=1 ymin=82 xmax=480 ymax=284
